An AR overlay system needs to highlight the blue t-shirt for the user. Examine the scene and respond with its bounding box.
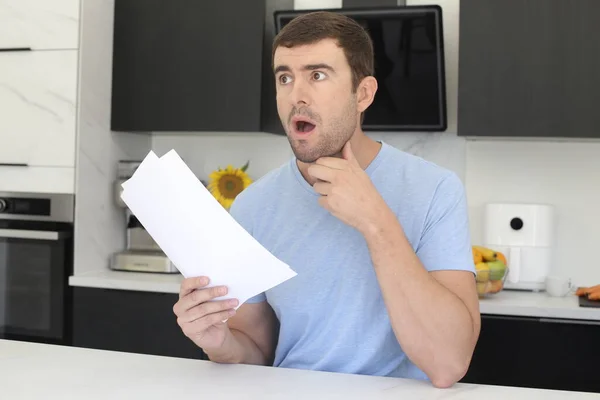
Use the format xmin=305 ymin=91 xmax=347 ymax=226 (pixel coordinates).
xmin=228 ymin=141 xmax=474 ymax=381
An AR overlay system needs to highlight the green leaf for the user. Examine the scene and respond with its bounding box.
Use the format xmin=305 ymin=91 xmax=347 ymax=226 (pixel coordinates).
xmin=240 ymin=160 xmax=250 ymax=172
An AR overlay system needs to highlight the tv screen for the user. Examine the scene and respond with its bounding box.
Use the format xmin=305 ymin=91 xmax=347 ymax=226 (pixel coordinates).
xmin=274 ymin=6 xmax=447 ymax=132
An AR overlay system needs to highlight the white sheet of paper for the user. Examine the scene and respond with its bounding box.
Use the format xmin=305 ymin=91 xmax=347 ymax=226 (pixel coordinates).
xmin=120 ymin=151 xmax=159 ymax=192
xmin=120 ymin=150 xmax=297 ymax=307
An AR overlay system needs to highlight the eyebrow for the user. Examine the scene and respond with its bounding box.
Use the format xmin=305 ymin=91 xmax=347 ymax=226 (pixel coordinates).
xmin=274 ymin=63 xmax=336 ymax=74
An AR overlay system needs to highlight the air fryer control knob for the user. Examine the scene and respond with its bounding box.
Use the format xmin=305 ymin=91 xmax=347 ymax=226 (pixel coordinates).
xmin=0 ymin=199 xmax=6 ymax=212
xmin=510 ymin=217 xmax=524 ymax=230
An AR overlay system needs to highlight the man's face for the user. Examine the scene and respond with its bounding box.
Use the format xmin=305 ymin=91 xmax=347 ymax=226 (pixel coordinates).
xmin=273 ymin=39 xmax=359 ymax=163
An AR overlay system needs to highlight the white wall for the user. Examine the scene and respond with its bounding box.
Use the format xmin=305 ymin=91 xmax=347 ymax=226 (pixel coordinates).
xmin=466 ymin=139 xmax=600 ymax=285
xmin=73 ymin=0 xmax=151 ymax=275
xmin=152 ymin=133 xmax=293 ymax=183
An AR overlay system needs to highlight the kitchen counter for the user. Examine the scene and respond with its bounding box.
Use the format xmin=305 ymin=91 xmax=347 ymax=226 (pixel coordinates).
xmin=1 ymin=339 xmax=597 ymax=399
xmin=69 ymin=269 xmax=183 ymax=293
xmin=69 ymin=270 xmax=600 ymax=322
xmin=479 ymin=290 xmax=600 ymax=322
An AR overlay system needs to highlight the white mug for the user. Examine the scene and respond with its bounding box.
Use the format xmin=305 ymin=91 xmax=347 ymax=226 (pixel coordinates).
xmin=545 ymin=276 xmax=574 ymax=297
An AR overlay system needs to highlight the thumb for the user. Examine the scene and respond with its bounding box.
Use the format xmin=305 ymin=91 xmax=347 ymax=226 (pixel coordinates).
xmin=342 ymin=141 xmax=359 ymax=166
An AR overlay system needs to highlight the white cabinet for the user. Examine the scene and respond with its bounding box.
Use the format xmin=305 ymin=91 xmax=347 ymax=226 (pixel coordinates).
xmin=0 ymin=50 xmax=77 ymax=168
xmin=0 ymin=0 xmax=80 ymax=194
xmin=0 ymin=0 xmax=80 ymax=50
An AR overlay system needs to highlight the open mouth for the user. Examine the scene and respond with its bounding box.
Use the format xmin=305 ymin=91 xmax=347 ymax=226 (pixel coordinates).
xmin=295 ymin=120 xmax=316 ymax=134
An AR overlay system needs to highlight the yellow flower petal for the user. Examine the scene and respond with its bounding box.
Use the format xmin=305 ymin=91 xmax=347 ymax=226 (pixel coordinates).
xmin=207 ymin=162 xmax=252 ymax=209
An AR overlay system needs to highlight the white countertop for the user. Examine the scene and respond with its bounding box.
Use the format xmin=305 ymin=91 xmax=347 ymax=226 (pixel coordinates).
xmin=69 ymin=270 xmax=600 ymax=322
xmin=479 ymin=290 xmax=600 ymax=322
xmin=1 ymin=339 xmax=597 ymax=399
xmin=69 ymin=269 xmax=184 ymax=293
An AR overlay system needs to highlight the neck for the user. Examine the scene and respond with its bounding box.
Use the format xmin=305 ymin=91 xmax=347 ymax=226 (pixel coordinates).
xmin=297 ymin=131 xmax=382 ymax=186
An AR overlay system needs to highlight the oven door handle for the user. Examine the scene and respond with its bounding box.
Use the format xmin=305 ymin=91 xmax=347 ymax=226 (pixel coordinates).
xmin=0 ymin=229 xmax=71 ymax=241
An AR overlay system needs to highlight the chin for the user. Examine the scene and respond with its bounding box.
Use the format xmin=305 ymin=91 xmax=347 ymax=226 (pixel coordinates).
xmin=291 ymin=144 xmax=341 ymax=164
xmin=286 ymin=127 xmax=347 ymax=163
xmin=291 ymin=148 xmax=320 ymax=164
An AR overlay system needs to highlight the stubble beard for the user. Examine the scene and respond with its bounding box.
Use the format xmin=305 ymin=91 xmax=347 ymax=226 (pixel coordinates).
xmin=285 ymin=99 xmax=358 ymax=164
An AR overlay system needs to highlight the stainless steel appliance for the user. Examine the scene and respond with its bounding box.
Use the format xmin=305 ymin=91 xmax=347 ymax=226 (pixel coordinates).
xmin=0 ymin=191 xmax=74 ymax=345
xmin=110 ymin=160 xmax=178 ymax=274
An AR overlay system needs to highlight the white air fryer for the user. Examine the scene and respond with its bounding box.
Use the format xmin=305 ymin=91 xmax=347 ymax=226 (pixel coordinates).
xmin=483 ymin=203 xmax=556 ymax=291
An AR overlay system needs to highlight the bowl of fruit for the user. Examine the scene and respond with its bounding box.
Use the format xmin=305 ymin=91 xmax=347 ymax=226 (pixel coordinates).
xmin=472 ymin=245 xmax=509 ymax=298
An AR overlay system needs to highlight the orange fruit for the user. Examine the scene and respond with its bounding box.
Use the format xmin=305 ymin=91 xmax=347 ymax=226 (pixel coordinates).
xmin=496 ymin=251 xmax=507 ymax=266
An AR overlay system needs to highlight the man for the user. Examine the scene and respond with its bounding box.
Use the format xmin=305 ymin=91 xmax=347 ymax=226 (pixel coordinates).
xmin=173 ymin=11 xmax=480 ymax=388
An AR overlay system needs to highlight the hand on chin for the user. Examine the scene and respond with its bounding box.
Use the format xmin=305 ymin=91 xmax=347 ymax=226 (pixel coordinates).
xmin=306 ymin=141 xmax=389 ymax=233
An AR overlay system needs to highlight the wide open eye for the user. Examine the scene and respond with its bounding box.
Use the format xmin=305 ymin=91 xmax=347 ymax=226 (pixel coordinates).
xmin=312 ymin=71 xmax=327 ymax=81
xmin=279 ymin=74 xmax=292 ymax=85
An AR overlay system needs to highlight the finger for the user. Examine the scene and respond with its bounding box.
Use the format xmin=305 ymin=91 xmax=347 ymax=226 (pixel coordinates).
xmin=342 ymin=141 xmax=360 ymax=167
xmin=314 ymin=157 xmax=347 ymax=170
xmin=307 ymin=164 xmax=337 ymax=183
xmin=317 ymin=195 xmax=330 ymax=210
xmin=205 ymin=308 xmax=237 ymax=327
xmin=195 ymin=309 xmax=238 ymax=333
xmin=179 ymin=298 xmax=239 ymax=323
xmin=313 ymin=180 xmax=331 ymax=196
xmin=179 ymin=276 xmax=210 ymax=299
xmin=181 ymin=309 xmax=237 ymax=337
xmin=175 ymin=285 xmax=228 ymax=315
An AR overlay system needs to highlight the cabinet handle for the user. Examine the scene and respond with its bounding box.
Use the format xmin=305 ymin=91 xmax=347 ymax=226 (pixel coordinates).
xmin=0 ymin=163 xmax=28 ymax=167
xmin=0 ymin=47 xmax=32 ymax=52
xmin=0 ymin=229 xmax=70 ymax=241
xmin=482 ymin=314 xmax=539 ymax=322
xmin=540 ymin=318 xmax=600 ymax=326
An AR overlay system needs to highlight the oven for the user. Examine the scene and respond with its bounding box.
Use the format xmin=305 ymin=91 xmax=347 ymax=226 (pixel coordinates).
xmin=0 ymin=191 xmax=74 ymax=345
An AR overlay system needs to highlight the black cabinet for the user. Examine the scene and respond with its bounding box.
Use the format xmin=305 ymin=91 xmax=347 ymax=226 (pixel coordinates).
xmin=259 ymin=0 xmax=293 ymax=136
xmin=110 ymin=0 xmax=265 ymax=132
xmin=462 ymin=314 xmax=600 ymax=393
xmin=458 ymin=0 xmax=600 ymax=138
xmin=72 ymin=287 xmax=206 ymax=360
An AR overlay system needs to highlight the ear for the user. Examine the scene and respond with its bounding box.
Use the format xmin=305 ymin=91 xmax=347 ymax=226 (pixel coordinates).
xmin=356 ymin=76 xmax=378 ymax=113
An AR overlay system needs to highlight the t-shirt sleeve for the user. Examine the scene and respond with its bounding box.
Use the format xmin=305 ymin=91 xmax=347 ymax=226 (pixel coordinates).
xmin=228 ymin=194 xmax=267 ymax=304
xmin=415 ymin=172 xmax=474 ymax=275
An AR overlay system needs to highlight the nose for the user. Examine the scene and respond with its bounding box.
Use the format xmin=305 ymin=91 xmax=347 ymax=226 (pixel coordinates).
xmin=289 ymin=78 xmax=311 ymax=107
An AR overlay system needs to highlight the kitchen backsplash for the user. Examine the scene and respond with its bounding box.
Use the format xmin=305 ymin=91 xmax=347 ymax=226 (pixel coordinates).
xmin=151 ymin=131 xmax=466 ymax=183
xmin=153 ymin=137 xmax=600 ymax=287
xmin=467 ymin=139 xmax=600 ymax=286
xmin=73 ymin=0 xmax=151 ymax=275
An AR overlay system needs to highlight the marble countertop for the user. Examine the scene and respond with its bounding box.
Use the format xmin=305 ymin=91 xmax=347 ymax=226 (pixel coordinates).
xmin=1 ymin=339 xmax=597 ymax=399
xmin=69 ymin=270 xmax=600 ymax=322
xmin=478 ymin=290 xmax=600 ymax=322
xmin=69 ymin=269 xmax=184 ymax=293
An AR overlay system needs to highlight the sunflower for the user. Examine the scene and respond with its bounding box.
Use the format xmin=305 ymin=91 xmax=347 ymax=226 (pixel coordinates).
xmin=207 ymin=161 xmax=252 ymax=210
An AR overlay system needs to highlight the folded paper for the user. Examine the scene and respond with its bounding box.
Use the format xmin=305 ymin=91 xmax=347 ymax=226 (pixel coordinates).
xmin=120 ymin=150 xmax=297 ymax=307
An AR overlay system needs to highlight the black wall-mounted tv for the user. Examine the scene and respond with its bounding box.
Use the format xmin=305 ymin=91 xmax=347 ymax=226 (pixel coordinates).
xmin=273 ymin=5 xmax=447 ymax=132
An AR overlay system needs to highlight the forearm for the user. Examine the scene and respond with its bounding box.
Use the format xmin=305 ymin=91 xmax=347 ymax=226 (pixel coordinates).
xmin=362 ymin=214 xmax=476 ymax=386
xmin=203 ymin=328 xmax=269 ymax=366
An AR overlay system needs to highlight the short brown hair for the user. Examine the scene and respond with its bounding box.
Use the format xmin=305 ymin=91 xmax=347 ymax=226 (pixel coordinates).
xmin=272 ymin=11 xmax=374 ymax=93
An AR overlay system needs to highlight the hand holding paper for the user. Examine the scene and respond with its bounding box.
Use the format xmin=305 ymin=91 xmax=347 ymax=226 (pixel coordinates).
xmin=119 ymin=150 xmax=297 ymax=308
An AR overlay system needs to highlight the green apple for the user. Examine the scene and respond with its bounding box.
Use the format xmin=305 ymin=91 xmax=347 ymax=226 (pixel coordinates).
xmin=487 ymin=260 xmax=507 ymax=281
